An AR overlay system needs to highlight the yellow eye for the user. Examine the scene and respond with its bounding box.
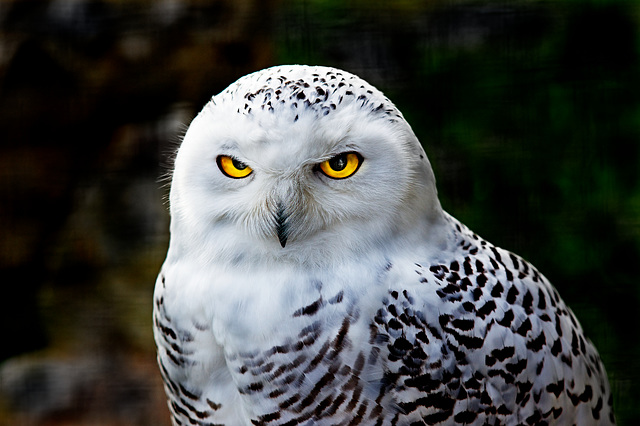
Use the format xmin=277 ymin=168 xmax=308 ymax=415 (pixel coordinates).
xmin=319 ymin=152 xmax=362 ymax=179
xmin=217 ymin=155 xmax=253 ymax=178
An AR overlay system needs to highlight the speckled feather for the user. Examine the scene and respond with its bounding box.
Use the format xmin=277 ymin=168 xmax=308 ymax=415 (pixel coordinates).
xmin=154 ymin=65 xmax=614 ymax=425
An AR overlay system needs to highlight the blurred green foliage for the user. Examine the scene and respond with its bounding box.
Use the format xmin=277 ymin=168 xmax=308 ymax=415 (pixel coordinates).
xmin=276 ymin=0 xmax=640 ymax=423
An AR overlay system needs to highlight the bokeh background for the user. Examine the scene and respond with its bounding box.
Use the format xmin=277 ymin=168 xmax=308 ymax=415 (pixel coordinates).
xmin=0 ymin=0 xmax=638 ymax=424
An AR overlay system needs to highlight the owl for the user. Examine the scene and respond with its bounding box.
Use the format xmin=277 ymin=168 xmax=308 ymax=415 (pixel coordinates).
xmin=153 ymin=65 xmax=614 ymax=425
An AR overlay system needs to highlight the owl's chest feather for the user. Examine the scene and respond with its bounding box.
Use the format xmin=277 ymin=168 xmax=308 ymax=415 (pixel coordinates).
xmin=155 ymin=258 xmax=397 ymax=424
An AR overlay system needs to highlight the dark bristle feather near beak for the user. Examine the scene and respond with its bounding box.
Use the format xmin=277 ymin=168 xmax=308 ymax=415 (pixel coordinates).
xmin=275 ymin=204 xmax=288 ymax=248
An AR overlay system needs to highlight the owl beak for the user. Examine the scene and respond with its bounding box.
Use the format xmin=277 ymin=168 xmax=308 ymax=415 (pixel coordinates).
xmin=275 ymin=204 xmax=289 ymax=248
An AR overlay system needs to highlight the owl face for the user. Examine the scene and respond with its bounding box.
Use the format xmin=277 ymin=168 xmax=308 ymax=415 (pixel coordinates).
xmin=169 ymin=66 xmax=442 ymax=266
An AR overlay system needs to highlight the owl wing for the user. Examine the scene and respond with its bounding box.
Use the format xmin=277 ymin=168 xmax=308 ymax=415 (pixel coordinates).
xmin=372 ymin=224 xmax=615 ymax=425
xmin=153 ymin=265 xmax=250 ymax=426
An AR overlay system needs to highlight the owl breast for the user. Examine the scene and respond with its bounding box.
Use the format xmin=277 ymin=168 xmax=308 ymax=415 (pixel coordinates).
xmin=154 ymin=255 xmax=403 ymax=425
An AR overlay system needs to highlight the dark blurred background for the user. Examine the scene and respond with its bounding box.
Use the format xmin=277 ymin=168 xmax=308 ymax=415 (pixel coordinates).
xmin=0 ymin=0 xmax=638 ymax=424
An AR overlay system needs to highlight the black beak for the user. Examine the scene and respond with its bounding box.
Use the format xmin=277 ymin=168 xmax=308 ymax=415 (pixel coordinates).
xmin=275 ymin=204 xmax=289 ymax=248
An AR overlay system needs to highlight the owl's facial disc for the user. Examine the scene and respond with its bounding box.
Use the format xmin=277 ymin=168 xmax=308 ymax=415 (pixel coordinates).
xmin=170 ymin=65 xmax=443 ymax=263
xmin=216 ymin=151 xmax=365 ymax=249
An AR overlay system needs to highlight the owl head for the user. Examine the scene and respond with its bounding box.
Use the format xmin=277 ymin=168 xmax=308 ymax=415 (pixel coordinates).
xmin=168 ymin=65 xmax=445 ymax=267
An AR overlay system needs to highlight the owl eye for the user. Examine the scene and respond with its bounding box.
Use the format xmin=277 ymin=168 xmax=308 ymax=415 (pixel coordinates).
xmin=217 ymin=155 xmax=253 ymax=178
xmin=319 ymin=152 xmax=362 ymax=179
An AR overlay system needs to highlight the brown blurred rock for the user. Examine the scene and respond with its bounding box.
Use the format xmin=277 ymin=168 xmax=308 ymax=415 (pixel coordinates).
xmin=0 ymin=353 xmax=170 ymax=425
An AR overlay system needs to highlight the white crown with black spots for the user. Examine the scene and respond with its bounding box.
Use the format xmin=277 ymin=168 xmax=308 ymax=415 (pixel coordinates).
xmin=211 ymin=65 xmax=404 ymax=124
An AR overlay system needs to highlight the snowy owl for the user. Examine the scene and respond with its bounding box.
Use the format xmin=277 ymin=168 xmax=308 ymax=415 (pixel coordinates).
xmin=153 ymin=65 xmax=614 ymax=425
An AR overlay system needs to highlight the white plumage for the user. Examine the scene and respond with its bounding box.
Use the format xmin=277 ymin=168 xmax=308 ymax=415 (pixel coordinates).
xmin=154 ymin=65 xmax=614 ymax=425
